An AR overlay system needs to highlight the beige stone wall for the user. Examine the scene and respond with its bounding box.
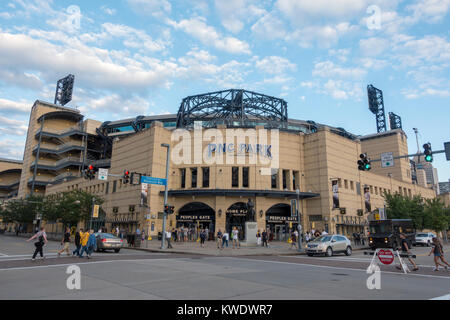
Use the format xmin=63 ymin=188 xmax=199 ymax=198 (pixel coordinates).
xmin=45 ymin=122 xmax=437 ymax=239
xmin=360 ymin=130 xmax=411 ymax=183
xmin=17 ymin=101 xmax=83 ymax=198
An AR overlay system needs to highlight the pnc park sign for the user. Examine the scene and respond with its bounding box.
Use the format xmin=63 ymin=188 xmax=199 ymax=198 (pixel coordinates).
xmin=207 ymin=143 xmax=272 ymax=159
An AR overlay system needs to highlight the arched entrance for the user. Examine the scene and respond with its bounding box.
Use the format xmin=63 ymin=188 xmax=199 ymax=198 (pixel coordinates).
xmin=226 ymin=202 xmax=249 ymax=240
xmin=177 ymin=202 xmax=215 ymax=240
xmin=266 ymin=203 xmax=296 ymax=241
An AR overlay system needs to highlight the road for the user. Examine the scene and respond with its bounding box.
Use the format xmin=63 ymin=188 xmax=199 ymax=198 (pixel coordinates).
xmin=0 ymin=235 xmax=449 ymax=300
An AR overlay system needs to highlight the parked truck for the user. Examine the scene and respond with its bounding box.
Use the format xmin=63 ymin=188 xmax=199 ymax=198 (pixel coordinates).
xmin=368 ymin=219 xmax=415 ymax=250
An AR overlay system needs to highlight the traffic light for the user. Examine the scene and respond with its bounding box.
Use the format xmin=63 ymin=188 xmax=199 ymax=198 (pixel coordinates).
xmin=123 ymin=170 xmax=130 ymax=184
xmin=357 ymin=153 xmax=371 ymax=171
xmin=164 ymin=204 xmax=174 ymax=214
xmin=423 ymin=143 xmax=433 ymax=162
xmin=83 ymin=165 xmax=97 ymax=180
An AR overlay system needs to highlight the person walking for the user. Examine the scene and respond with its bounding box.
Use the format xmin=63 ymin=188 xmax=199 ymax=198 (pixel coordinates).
xmin=256 ymin=230 xmax=261 ymax=246
xmin=165 ymin=229 xmax=173 ymax=249
xmin=141 ymin=230 xmax=146 ymax=245
xmin=79 ymin=229 xmax=90 ymax=258
xmin=72 ymin=228 xmax=82 ymax=257
xmin=199 ymin=229 xmax=206 ymax=248
xmin=86 ymin=229 xmax=97 ymax=259
xmin=290 ymin=230 xmax=298 ymax=249
xmin=216 ymin=229 xmax=223 ymax=249
xmin=232 ymin=227 xmax=240 ymax=249
xmin=222 ymin=231 xmax=229 ymax=248
xmin=27 ymin=227 xmax=48 ymax=261
xmin=395 ymin=233 xmax=419 ymax=271
xmin=57 ymin=227 xmax=71 ymax=257
xmin=429 ymin=237 xmax=450 ymax=271
xmin=305 ymin=232 xmax=310 ymax=243
xmin=262 ymin=230 xmax=268 ymax=247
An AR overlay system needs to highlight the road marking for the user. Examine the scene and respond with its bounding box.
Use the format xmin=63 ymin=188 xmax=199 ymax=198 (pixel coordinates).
xmin=430 ymin=294 xmax=450 ymax=300
xmin=223 ymin=257 xmax=450 ymax=280
xmin=0 ymin=258 xmax=175 ymax=271
xmin=0 ymin=253 xmax=9 ymax=257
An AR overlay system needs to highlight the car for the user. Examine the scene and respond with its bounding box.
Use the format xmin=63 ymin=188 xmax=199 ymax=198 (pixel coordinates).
xmin=415 ymin=232 xmax=435 ymax=247
xmin=95 ymin=233 xmax=124 ymax=253
xmin=306 ymin=234 xmax=352 ymax=257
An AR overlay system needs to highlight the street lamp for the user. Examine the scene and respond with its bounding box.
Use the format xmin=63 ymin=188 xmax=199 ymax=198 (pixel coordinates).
xmin=160 ymin=143 xmax=170 ymax=249
xmin=296 ymin=189 xmax=303 ymax=252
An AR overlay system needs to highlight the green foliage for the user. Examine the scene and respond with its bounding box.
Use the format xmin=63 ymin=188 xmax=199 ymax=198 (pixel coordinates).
xmin=1 ymin=191 xmax=103 ymax=227
xmin=383 ymin=191 xmax=449 ymax=232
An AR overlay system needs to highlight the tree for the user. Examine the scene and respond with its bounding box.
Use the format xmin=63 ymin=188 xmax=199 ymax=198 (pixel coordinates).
xmin=424 ymin=198 xmax=449 ymax=235
xmin=2 ymin=195 xmax=44 ymax=225
xmin=383 ymin=191 xmax=426 ymax=229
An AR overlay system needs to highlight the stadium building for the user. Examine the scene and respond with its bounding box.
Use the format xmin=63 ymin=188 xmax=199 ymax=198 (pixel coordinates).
xmin=6 ymin=89 xmax=436 ymax=239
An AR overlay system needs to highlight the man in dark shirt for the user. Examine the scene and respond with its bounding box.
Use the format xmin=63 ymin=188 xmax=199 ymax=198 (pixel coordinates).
xmin=262 ymin=230 xmax=268 ymax=247
xmin=58 ymin=227 xmax=71 ymax=257
xmin=72 ymin=228 xmax=82 ymax=257
xmin=396 ymin=233 xmax=418 ymax=271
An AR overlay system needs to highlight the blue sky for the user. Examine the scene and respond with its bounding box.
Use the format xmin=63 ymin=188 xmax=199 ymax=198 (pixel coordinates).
xmin=0 ymin=0 xmax=449 ymax=181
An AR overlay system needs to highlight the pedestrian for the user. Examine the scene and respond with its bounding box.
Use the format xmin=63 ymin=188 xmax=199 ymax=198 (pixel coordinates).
xmin=256 ymin=230 xmax=261 ymax=246
xmin=305 ymin=232 xmax=310 ymax=243
xmin=216 ymin=229 xmax=223 ymax=249
xmin=15 ymin=224 xmax=20 ymax=236
xmin=165 ymin=229 xmax=173 ymax=248
xmin=86 ymin=229 xmax=97 ymax=259
xmin=262 ymin=230 xmax=268 ymax=247
xmin=290 ymin=230 xmax=298 ymax=249
xmin=72 ymin=228 xmax=82 ymax=257
xmin=200 ymin=229 xmax=206 ymax=248
xmin=115 ymin=226 xmax=119 ymax=237
xmin=222 ymin=231 xmax=229 ymax=248
xmin=205 ymin=227 xmax=209 ymax=241
xmin=27 ymin=227 xmax=48 ymax=261
xmin=172 ymin=228 xmax=177 ymax=242
xmin=395 ymin=233 xmax=419 ymax=271
xmin=57 ymin=227 xmax=71 ymax=257
xmin=360 ymin=231 xmax=365 ymax=245
xmin=141 ymin=230 xmax=146 ymax=245
xmin=79 ymin=229 xmax=90 ymax=258
xmin=98 ymin=227 xmax=102 ymax=233
xmin=232 ymin=227 xmax=240 ymax=249
xmin=428 ymin=237 xmax=450 ymax=271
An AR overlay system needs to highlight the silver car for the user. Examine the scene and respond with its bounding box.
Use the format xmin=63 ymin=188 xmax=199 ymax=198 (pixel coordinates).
xmin=415 ymin=232 xmax=435 ymax=247
xmin=95 ymin=233 xmax=124 ymax=253
xmin=306 ymin=234 xmax=352 ymax=257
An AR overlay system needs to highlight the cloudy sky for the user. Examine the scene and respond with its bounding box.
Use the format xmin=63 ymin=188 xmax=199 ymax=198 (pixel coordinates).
xmin=0 ymin=0 xmax=449 ymax=180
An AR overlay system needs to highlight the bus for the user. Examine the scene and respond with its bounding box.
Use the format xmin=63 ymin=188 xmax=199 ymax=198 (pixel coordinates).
xmin=368 ymin=219 xmax=415 ymax=250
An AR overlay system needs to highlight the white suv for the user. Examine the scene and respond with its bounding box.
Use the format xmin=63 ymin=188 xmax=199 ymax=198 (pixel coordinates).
xmin=306 ymin=234 xmax=352 ymax=257
xmin=415 ymin=232 xmax=435 ymax=247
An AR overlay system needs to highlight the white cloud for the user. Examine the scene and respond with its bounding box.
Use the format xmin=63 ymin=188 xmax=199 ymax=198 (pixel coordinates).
xmin=214 ymin=0 xmax=266 ymax=33
xmin=0 ymin=138 xmax=25 ymax=160
xmin=101 ymin=6 xmax=116 ymax=16
xmin=127 ymin=0 xmax=171 ymax=17
xmin=251 ymin=12 xmax=287 ymax=40
xmin=359 ymin=37 xmax=389 ymax=57
xmin=312 ymin=61 xmax=366 ymax=79
xmin=168 ymin=17 xmax=251 ymax=54
xmin=286 ymin=23 xmax=358 ymax=48
xmin=407 ymin=0 xmax=450 ymax=24
xmin=254 ymin=56 xmax=297 ymax=75
xmin=0 ymin=98 xmax=32 ymax=114
xmin=0 ymin=116 xmax=28 ymax=135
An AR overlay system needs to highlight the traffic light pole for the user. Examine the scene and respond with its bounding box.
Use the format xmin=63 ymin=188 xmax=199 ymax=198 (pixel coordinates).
xmin=368 ymin=150 xmax=447 ymax=162
xmin=161 ymin=143 xmax=170 ymax=250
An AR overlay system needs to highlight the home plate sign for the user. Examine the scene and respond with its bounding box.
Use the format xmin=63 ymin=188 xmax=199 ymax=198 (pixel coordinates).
xmin=378 ymin=249 xmax=394 ymax=265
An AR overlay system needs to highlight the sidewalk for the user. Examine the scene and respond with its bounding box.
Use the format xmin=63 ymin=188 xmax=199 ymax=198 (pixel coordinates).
xmin=128 ymin=239 xmax=370 ymax=256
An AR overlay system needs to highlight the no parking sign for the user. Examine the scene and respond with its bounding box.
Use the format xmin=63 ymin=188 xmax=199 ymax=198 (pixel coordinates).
xmin=378 ymin=249 xmax=394 ymax=265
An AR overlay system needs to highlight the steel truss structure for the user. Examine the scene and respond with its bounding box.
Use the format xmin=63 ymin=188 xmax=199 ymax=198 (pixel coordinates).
xmin=176 ymin=89 xmax=288 ymax=128
xmin=388 ymin=112 xmax=402 ymax=130
xmin=367 ymin=84 xmax=387 ymax=133
xmin=54 ymin=74 xmax=75 ymax=106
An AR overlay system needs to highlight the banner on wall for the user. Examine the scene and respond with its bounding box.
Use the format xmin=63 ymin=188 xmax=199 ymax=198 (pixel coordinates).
xmin=364 ymin=186 xmax=371 ymax=212
xmin=140 ymin=183 xmax=148 ymax=206
xmin=332 ymin=180 xmax=339 ymax=209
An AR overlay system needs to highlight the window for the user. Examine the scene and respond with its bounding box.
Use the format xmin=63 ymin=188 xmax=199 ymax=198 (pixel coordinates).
xmin=202 ymin=167 xmax=209 ymax=188
xmin=105 ymin=182 xmax=109 ymax=194
xmin=191 ymin=168 xmax=197 ymax=188
xmin=232 ymin=167 xmax=239 ymax=187
xmin=271 ymin=171 xmax=278 ymax=189
xmin=293 ymin=171 xmax=299 ymax=190
xmin=375 ymin=187 xmax=378 ymax=195
xmin=344 ymin=180 xmax=348 ymax=189
xmin=350 ymin=181 xmax=354 ymax=190
xmin=242 ymin=167 xmax=249 ymax=188
xmin=113 ymin=181 xmax=117 ymax=193
xmin=282 ymin=170 xmax=289 ymax=189
xmin=180 ymin=168 xmax=186 ymax=188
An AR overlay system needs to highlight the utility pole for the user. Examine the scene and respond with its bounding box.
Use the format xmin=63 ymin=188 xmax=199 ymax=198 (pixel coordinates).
xmin=160 ymin=143 xmax=170 ymax=249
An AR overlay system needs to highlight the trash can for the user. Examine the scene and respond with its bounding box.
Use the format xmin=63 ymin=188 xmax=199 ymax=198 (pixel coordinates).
xmin=158 ymin=232 xmax=162 ymax=241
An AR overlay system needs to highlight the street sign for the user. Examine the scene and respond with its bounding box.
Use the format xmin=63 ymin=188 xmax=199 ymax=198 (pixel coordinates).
xmin=444 ymin=142 xmax=450 ymax=161
xmin=98 ymin=168 xmax=108 ymax=181
xmin=141 ymin=176 xmax=167 ymax=186
xmin=93 ymin=205 xmax=100 ymax=218
xmin=381 ymin=152 xmax=394 ymax=167
xmin=378 ymin=249 xmax=394 ymax=265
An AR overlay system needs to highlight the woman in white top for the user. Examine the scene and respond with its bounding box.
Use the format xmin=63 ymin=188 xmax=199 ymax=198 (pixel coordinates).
xmin=232 ymin=227 xmax=240 ymax=249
